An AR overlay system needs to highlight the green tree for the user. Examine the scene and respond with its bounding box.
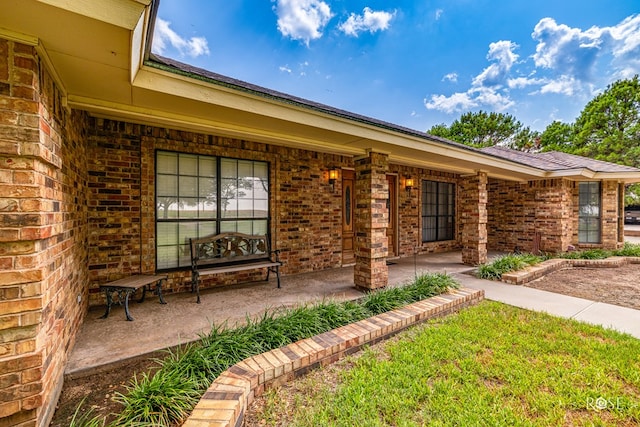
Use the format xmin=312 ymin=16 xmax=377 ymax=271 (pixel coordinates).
xmin=539 ymin=120 xmax=575 ymax=152
xmin=427 ymin=110 xmax=535 ymax=149
xmin=573 ymin=75 xmax=640 ymax=167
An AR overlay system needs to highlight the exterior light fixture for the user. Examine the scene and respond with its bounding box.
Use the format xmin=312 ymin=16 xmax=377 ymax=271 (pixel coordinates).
xmin=405 ymin=177 xmax=415 ymax=192
xmin=329 ymin=168 xmax=339 ymax=191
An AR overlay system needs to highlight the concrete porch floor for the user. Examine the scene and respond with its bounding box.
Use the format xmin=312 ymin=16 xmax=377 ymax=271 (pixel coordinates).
xmin=65 ymin=251 xmax=476 ymax=377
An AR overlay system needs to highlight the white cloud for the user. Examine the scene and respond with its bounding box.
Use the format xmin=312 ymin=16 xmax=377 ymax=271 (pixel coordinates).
xmin=279 ymin=65 xmax=292 ymax=73
xmin=425 ymin=40 xmax=519 ymax=114
xmin=435 ymin=9 xmax=444 ymax=21
xmin=469 ymin=87 xmax=515 ymax=111
xmin=531 ymin=17 xmax=602 ymax=81
xmin=152 ymin=18 xmax=210 ymax=58
xmin=539 ymin=76 xmax=580 ymax=96
xmin=274 ymin=0 xmax=333 ymax=45
xmin=338 ymin=7 xmax=395 ymax=37
xmin=608 ymin=14 xmax=640 ymax=78
xmin=507 ymin=76 xmax=546 ymax=89
xmin=442 ymin=72 xmax=458 ymax=83
xmin=424 ymin=92 xmax=477 ymax=114
xmin=472 ymin=41 xmax=519 ymax=87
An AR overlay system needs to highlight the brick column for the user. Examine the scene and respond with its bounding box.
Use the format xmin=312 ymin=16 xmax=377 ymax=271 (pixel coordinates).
xmin=460 ymin=172 xmax=488 ymax=265
xmin=601 ymin=180 xmax=622 ymax=249
xmin=1 ymin=39 xmax=89 ymax=427
xmin=354 ymin=151 xmax=388 ymax=290
xmin=534 ymin=179 xmax=572 ymax=253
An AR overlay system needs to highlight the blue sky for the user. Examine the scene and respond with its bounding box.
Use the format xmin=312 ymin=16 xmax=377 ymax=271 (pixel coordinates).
xmin=152 ymin=0 xmax=640 ymax=132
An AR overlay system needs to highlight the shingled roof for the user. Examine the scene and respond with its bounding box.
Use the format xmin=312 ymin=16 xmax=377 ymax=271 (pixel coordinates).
xmin=148 ymin=55 xmax=640 ymax=179
xmin=482 ymin=146 xmax=640 ymax=173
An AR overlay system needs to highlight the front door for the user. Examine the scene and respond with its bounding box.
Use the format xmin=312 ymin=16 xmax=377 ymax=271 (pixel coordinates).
xmin=386 ymin=174 xmax=398 ymax=258
xmin=342 ymin=169 xmax=355 ymax=264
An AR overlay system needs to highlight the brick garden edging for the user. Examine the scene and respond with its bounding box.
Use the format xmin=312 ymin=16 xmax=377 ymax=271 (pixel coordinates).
xmin=181 ymin=287 xmax=484 ymax=427
xmin=501 ymin=256 xmax=640 ymax=285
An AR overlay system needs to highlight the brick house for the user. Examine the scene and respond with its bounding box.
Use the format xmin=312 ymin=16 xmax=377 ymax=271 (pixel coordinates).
xmin=2 ymin=1 xmax=640 ymax=426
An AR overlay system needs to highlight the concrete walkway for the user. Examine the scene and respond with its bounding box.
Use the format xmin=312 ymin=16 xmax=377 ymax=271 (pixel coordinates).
xmin=66 ymin=247 xmax=640 ymax=378
xmin=454 ymin=273 xmax=640 ymax=339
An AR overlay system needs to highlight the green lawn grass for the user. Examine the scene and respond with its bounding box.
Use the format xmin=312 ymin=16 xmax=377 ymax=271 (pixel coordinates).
xmin=257 ymin=301 xmax=640 ymax=426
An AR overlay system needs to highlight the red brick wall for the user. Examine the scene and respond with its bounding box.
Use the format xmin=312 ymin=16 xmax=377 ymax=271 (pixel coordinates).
xmin=0 ymin=39 xmax=89 ymax=427
xmin=389 ymin=165 xmax=461 ymax=256
xmin=488 ymin=178 xmax=621 ymax=253
xmin=87 ymin=119 xmax=354 ymax=301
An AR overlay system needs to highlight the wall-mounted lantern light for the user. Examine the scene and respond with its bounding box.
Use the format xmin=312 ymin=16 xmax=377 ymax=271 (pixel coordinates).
xmin=329 ymin=168 xmax=339 ymax=191
xmin=405 ymin=177 xmax=415 ymax=192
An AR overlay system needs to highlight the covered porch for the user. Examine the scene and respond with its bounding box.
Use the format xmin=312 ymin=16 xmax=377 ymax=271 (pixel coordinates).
xmin=65 ymin=251 xmax=478 ymax=377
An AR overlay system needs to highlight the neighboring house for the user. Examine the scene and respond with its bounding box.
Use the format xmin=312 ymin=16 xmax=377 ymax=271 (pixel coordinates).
xmin=1 ymin=1 xmax=640 ymax=426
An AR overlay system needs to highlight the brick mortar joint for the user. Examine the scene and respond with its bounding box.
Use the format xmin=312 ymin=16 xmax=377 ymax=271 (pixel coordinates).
xmin=182 ymin=287 xmax=484 ymax=427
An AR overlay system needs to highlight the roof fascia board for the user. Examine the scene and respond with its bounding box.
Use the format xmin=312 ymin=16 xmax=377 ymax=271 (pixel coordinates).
xmin=130 ymin=5 xmax=151 ymax=83
xmin=68 ymin=95 xmax=364 ymax=156
xmin=36 ymin=0 xmax=150 ymax=29
xmin=133 ymin=65 xmax=550 ymax=178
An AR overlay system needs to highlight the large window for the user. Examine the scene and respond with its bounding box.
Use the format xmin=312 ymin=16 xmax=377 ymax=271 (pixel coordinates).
xmin=156 ymin=151 xmax=269 ymax=270
xmin=422 ymin=180 xmax=455 ymax=242
xmin=578 ymin=181 xmax=601 ymax=243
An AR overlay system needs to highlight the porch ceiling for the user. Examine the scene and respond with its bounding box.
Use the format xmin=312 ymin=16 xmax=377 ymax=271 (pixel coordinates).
xmin=2 ymin=1 xmax=639 ymax=184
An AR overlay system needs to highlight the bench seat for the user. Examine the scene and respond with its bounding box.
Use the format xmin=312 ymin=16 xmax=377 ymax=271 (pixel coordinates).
xmin=190 ymin=233 xmax=282 ymax=303
xmin=99 ymin=274 xmax=167 ymax=321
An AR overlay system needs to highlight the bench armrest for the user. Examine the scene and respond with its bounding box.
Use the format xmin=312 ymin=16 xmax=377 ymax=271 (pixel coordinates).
xmin=270 ymin=249 xmax=281 ymax=263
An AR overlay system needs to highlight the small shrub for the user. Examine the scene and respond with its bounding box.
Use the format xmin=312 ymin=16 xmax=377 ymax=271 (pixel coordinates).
xmin=69 ymin=398 xmax=106 ymax=427
xmin=476 ymin=253 xmax=544 ymax=280
xmin=113 ymin=368 xmax=201 ymax=426
xmin=559 ymin=248 xmax=611 ymax=259
xmin=613 ymin=242 xmax=640 ymax=257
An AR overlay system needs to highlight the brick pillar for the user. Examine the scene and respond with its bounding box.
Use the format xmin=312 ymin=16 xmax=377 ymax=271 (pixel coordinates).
xmin=1 ymin=38 xmax=89 ymax=427
xmin=460 ymin=172 xmax=488 ymax=265
xmin=534 ymin=179 xmax=572 ymax=253
xmin=601 ymin=180 xmax=622 ymax=249
xmin=354 ymin=151 xmax=388 ymax=290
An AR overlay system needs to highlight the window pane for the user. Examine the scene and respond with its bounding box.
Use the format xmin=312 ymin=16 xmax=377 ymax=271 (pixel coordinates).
xmin=220 ymin=221 xmax=236 ymax=232
xmin=221 ymin=198 xmax=238 ymax=218
xmin=157 ymin=175 xmax=177 ymax=197
xmin=157 ymin=246 xmax=179 ymax=270
xmin=238 ymin=160 xmax=253 ymax=178
xmin=179 ymin=176 xmax=198 ymax=197
xmin=221 ymin=159 xmax=237 ymax=178
xmin=179 ymin=154 xmax=198 ymax=175
xmin=254 ymin=163 xmax=268 ymax=180
xmin=157 ymin=152 xmax=177 ymax=174
xmin=157 ymin=222 xmax=178 ymax=246
xmin=198 ymin=200 xmax=216 ymax=218
xmin=156 ymin=152 xmax=269 ymax=269
xmin=198 ymin=222 xmax=216 ymax=238
xmin=179 ymin=198 xmax=199 ymax=218
xmin=199 ymin=177 xmax=216 ymax=198
xmin=253 ymin=220 xmax=267 ymax=235
xmin=236 ymin=220 xmax=253 ymax=234
xmin=199 ymin=157 xmax=216 ymax=177
xmin=157 ymin=197 xmax=178 ymax=219
xmin=422 ymin=180 xmax=455 ymax=242
xmin=578 ymin=182 xmax=601 ymax=243
xmin=254 ymin=199 xmax=268 ymax=217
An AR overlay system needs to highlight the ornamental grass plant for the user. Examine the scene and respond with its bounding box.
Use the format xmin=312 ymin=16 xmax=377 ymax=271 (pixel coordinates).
xmin=78 ymin=272 xmax=459 ymax=427
xmin=476 ymin=242 xmax=640 ymax=280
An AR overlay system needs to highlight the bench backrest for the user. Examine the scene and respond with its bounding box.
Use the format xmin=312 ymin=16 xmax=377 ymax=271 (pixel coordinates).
xmin=190 ymin=232 xmax=271 ymax=267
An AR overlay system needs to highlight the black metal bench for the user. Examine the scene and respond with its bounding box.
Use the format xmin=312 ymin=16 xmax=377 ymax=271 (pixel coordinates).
xmin=189 ymin=232 xmax=282 ymax=303
xmin=99 ymin=274 xmax=167 ymax=321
